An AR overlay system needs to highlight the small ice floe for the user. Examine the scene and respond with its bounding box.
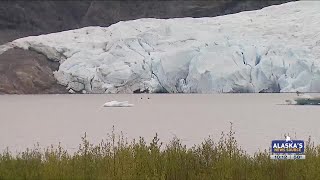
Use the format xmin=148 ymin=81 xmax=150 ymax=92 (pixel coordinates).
xmin=294 ymin=94 xmax=320 ymax=105
xmin=285 ymin=92 xmax=320 ymax=105
xmin=103 ymin=101 xmax=134 ymax=107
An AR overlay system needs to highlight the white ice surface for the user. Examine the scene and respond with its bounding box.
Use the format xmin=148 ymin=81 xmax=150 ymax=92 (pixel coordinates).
xmin=5 ymin=1 xmax=320 ymax=93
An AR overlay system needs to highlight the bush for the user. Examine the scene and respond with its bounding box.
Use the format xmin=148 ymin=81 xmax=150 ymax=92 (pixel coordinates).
xmin=0 ymin=125 xmax=319 ymax=180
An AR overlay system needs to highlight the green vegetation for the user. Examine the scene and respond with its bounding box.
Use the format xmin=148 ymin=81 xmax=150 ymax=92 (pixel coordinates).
xmin=1 ymin=124 xmax=320 ymax=180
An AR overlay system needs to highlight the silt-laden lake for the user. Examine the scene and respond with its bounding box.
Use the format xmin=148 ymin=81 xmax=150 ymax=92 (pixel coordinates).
xmin=0 ymin=94 xmax=319 ymax=155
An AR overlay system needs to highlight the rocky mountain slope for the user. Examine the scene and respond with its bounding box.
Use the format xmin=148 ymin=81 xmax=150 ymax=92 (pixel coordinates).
xmin=0 ymin=0 xmax=295 ymax=94
xmin=0 ymin=48 xmax=67 ymax=94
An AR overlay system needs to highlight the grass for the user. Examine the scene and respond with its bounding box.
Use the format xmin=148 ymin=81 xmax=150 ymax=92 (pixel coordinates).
xmin=1 ymin=124 xmax=320 ymax=180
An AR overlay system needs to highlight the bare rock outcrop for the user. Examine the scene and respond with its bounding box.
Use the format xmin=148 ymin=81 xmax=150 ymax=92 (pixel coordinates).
xmin=0 ymin=48 xmax=68 ymax=94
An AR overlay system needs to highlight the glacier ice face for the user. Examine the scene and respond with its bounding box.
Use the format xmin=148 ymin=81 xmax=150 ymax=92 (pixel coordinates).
xmin=6 ymin=1 xmax=320 ymax=93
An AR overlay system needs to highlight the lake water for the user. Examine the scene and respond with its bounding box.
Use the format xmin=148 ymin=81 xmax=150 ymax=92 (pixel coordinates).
xmin=0 ymin=94 xmax=319 ymax=155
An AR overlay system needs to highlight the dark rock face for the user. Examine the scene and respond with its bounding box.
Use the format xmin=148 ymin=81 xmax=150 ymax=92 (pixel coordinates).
xmin=0 ymin=0 xmax=296 ymax=94
xmin=0 ymin=48 xmax=68 ymax=94
xmin=0 ymin=1 xmax=90 ymax=44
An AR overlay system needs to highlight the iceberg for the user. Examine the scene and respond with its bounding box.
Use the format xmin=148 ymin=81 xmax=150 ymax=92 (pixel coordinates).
xmin=103 ymin=101 xmax=134 ymax=107
xmin=3 ymin=1 xmax=320 ymax=93
xmin=284 ymin=93 xmax=320 ymax=105
xmin=294 ymin=94 xmax=320 ymax=105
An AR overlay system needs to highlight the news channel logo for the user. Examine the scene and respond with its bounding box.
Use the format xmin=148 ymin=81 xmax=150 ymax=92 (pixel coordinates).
xmin=270 ymin=135 xmax=305 ymax=160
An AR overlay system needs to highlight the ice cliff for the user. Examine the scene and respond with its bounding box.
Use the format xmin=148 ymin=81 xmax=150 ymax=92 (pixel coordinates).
xmin=5 ymin=1 xmax=320 ymax=93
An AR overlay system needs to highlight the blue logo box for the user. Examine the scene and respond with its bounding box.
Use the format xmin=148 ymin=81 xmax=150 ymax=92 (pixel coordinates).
xmin=271 ymin=140 xmax=304 ymax=154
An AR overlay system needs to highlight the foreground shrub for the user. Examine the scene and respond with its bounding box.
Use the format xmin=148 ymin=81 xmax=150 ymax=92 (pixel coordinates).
xmin=0 ymin=125 xmax=319 ymax=180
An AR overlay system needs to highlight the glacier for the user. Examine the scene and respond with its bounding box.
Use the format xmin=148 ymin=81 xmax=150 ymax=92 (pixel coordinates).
xmin=3 ymin=1 xmax=320 ymax=93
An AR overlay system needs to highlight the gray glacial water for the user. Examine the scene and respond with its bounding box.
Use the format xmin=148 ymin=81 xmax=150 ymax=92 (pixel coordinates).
xmin=0 ymin=94 xmax=319 ymax=155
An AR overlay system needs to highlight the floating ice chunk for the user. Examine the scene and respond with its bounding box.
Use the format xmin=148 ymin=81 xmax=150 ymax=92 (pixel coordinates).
xmin=293 ymin=94 xmax=320 ymax=105
xmin=103 ymin=101 xmax=134 ymax=107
